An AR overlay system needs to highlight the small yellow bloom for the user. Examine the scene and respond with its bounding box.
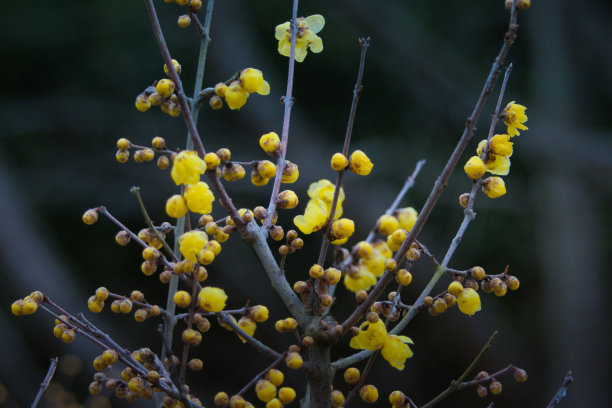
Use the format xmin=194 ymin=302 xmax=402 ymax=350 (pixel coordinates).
xmin=377 ymin=214 xmax=399 ymax=236
xmin=502 ymin=101 xmax=528 ymax=137
xmin=179 ymin=231 xmax=208 ymax=263
xmin=281 ymin=161 xmax=299 ymax=183
xmin=255 ymin=380 xmax=277 ymax=403
xmin=225 ymin=80 xmax=248 ymax=110
xmin=484 ymin=154 xmax=510 ymax=176
xmin=277 ymin=387 xmax=296 ymax=404
xmin=171 ymin=150 xmax=206 ymax=185
xmin=330 ymin=153 xmax=348 ymax=171
xmin=349 ymin=150 xmax=374 ymax=176
xmin=489 ymin=134 xmax=513 ymax=157
xmin=481 ymin=176 xmax=507 ymax=198
xmin=331 ymin=218 xmax=355 ymax=240
xmin=240 ymin=68 xmax=264 ymax=94
xmin=184 ymin=181 xmax=215 ymax=214
xmin=237 ymin=316 xmax=257 ymax=343
xmin=457 ymin=288 xmax=481 ymax=316
xmin=156 ymin=79 xmax=175 ymax=98
xmin=276 ymin=190 xmax=299 ymax=209
xmin=359 ymin=385 xmax=379 ymax=403
xmin=387 ymin=229 xmax=407 ymax=252
xmin=349 ymin=320 xmax=388 ymax=351
xmin=251 ymin=305 xmax=269 ymax=322
xmin=198 ymin=286 xmax=227 ymax=312
xmin=307 ymin=179 xmax=345 ymax=217
xmin=166 ymin=194 xmax=188 ymax=218
xmin=275 ymin=15 xmax=325 ymax=63
xmin=344 ymin=268 xmax=377 ymax=292
xmin=173 ymin=291 xmax=192 ymax=308
xmin=381 ymin=335 xmax=414 ymax=370
xmin=396 ymin=207 xmax=418 ymax=231
xmin=260 ymin=132 xmax=281 ymax=156
xmin=293 ymin=198 xmax=328 ymax=234
xmin=464 ymin=156 xmax=486 ymax=180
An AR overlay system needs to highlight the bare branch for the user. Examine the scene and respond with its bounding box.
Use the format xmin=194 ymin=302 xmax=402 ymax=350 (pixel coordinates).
xmin=546 ymin=371 xmax=575 ymax=408
xmin=30 ymin=357 xmax=58 ymax=408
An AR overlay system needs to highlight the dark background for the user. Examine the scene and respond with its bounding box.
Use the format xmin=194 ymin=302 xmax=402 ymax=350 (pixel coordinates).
xmin=1 ymin=0 xmax=611 ymax=407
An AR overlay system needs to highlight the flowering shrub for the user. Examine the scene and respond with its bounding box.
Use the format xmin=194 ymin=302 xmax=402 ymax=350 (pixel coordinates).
xmin=12 ymin=1 xmax=540 ymax=407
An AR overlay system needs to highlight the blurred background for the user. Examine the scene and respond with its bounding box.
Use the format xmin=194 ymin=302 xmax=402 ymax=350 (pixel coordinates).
xmin=1 ymin=0 xmax=610 ymax=407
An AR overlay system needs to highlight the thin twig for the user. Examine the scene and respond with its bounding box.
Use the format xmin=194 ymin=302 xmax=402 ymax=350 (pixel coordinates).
xmin=217 ymin=311 xmax=282 ymax=359
xmin=546 ymin=371 xmax=575 ymax=408
xmin=263 ymin=0 xmax=300 ymax=230
xmin=30 ymin=357 xmax=58 ymax=408
xmin=340 ymin=4 xmax=520 ymax=334
xmin=420 ymin=331 xmax=498 ymax=408
xmin=229 ymin=353 xmax=287 ymax=405
xmin=317 ymin=37 xmax=370 ymax=267
xmin=131 ymin=186 xmax=178 ymax=262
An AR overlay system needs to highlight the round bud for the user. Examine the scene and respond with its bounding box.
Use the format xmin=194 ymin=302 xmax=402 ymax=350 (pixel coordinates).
xmin=359 ymin=384 xmax=379 ymax=403
xmin=344 ymin=367 xmax=360 ymax=385
xmin=143 ymin=148 xmax=155 ymax=161
xmin=152 ymin=136 xmax=166 ymax=150
xmin=117 ymin=138 xmax=131 ymax=150
xmin=331 ymin=390 xmax=345 ymax=407
xmin=214 ymin=392 xmax=229 ymax=407
xmin=116 ymin=149 xmax=129 ymax=163
xmin=489 ymin=380 xmax=502 ymax=395
xmin=157 ymin=155 xmax=170 ymax=170
xmin=476 ymin=384 xmax=488 ymax=398
xmin=265 ymin=369 xmax=284 ymax=387
xmin=173 ymin=291 xmax=192 ymax=308
xmin=507 ymin=275 xmax=520 ymax=290
xmin=366 ymin=311 xmax=380 ymax=323
xmin=187 ymin=358 xmax=203 ymax=371
xmin=513 ymin=368 xmax=528 ymax=382
xmin=470 ymin=266 xmax=486 ymax=280
xmin=156 ymin=79 xmax=175 ymax=99
xmin=459 ymin=193 xmax=471 ymax=208
xmin=302 ymin=336 xmax=314 ymax=347
xmin=278 ymin=387 xmax=296 ymax=404
xmin=448 ymin=280 xmax=463 ymax=296
xmin=82 ymin=209 xmax=99 ymax=225
xmin=178 ymin=14 xmax=191 ymax=28
xmin=285 ymin=352 xmax=303 ymax=369
xmin=396 ymin=269 xmax=412 ymax=286
xmin=159 ymin=270 xmax=172 ymax=283
xmin=330 ymin=153 xmax=349 ymax=171
xmin=115 ymin=230 xmax=131 ymax=246
xmin=389 ymin=391 xmax=406 ymax=406
xmin=269 ymin=225 xmax=284 ymax=241
xmin=323 ymin=268 xmax=341 ymax=285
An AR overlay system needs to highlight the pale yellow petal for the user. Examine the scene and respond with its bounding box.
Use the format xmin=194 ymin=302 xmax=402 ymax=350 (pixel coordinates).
xmin=305 ymin=15 xmax=325 ymax=33
xmin=309 ymin=36 xmax=323 ymax=53
xmin=275 ymin=22 xmax=290 ymax=40
xmin=257 ymin=80 xmax=270 ymax=96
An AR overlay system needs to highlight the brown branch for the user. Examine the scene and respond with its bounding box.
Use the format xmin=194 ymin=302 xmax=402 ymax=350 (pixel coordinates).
xmin=340 ymin=4 xmax=520 ymax=334
xmin=30 ymin=357 xmax=58 ymax=408
xmin=263 ymin=0 xmax=300 ymax=229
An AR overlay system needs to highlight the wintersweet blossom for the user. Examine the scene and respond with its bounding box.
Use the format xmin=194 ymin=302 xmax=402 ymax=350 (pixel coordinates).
xmin=171 ymin=150 xmax=205 ymax=185
xmin=381 ymin=335 xmax=414 ymax=370
xmin=198 ymin=287 xmax=227 ymax=312
xmin=179 ymin=231 xmax=208 ymax=263
xmin=350 ymin=319 xmax=414 ymax=370
xmin=502 ymin=101 xmax=528 ymax=136
xmin=457 ymin=288 xmax=482 ymax=315
xmin=349 ymin=320 xmax=388 ymax=351
xmin=275 ymin=15 xmax=325 ymax=62
xmin=184 ymin=181 xmax=215 ymax=214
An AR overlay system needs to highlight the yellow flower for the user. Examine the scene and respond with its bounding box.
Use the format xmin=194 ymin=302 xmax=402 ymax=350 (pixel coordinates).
xmin=489 ymin=134 xmax=513 ymax=157
xmin=260 ymin=132 xmax=281 ymax=156
xmin=485 ymin=154 xmax=510 ymax=176
xmin=502 ymin=101 xmax=528 ymax=137
xmin=275 ymin=15 xmax=325 ymax=63
xmin=166 ymin=194 xmax=188 ymax=218
xmin=396 ymin=207 xmax=417 ymax=231
xmin=307 ymin=179 xmax=345 ymax=215
xmin=198 ymin=286 xmax=227 ymax=312
xmin=179 ymin=231 xmax=208 ymax=263
xmin=293 ymin=198 xmax=328 ymax=234
xmin=184 ymin=182 xmax=215 ymax=214
xmin=344 ymin=267 xmax=377 ymax=292
xmin=171 ymin=150 xmax=205 ymax=185
xmin=225 ymin=80 xmax=249 ymax=110
xmin=281 ymin=161 xmax=299 ymax=183
xmin=457 ymin=288 xmax=481 ymax=316
xmin=349 ymin=319 xmax=388 ymax=351
xmin=464 ymin=156 xmax=486 ymax=180
xmin=240 ymin=68 xmax=264 ymax=94
xmin=331 ymin=218 xmax=355 ymax=241
xmin=481 ymin=176 xmax=507 ymax=198
xmin=236 ymin=316 xmax=257 ymax=343
xmin=377 ymin=214 xmax=399 ymax=236
xmin=381 ymin=335 xmax=414 ymax=370
xmin=363 ymin=251 xmax=386 ymax=278
xmin=349 ymin=150 xmax=374 ymax=176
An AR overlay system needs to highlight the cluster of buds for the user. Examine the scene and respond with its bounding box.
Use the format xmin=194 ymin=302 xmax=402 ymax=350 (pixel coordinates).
xmin=135 ymin=60 xmax=183 ymax=117
xmin=11 ymin=290 xmax=43 ymax=316
xmin=115 ymin=136 xmax=174 ymax=170
xmin=210 ymin=68 xmax=270 ymax=111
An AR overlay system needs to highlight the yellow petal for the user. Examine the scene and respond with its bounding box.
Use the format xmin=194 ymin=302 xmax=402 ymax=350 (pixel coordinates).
xmin=294 ymin=45 xmax=308 ymax=62
xmin=257 ymin=80 xmax=270 ymax=96
xmin=305 ymin=15 xmax=325 ymax=33
xmin=309 ymin=36 xmax=323 ymax=53
xmin=275 ymin=22 xmax=290 ymax=40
